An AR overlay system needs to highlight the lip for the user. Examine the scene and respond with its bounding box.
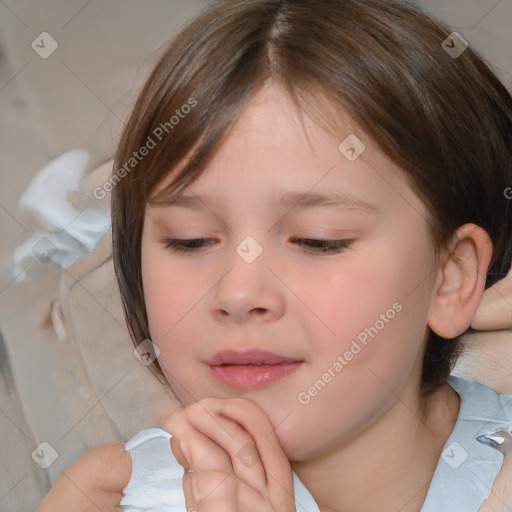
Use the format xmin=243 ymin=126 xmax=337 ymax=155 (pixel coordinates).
xmin=205 ymin=349 xmax=303 ymax=389
xmin=206 ymin=349 xmax=301 ymax=366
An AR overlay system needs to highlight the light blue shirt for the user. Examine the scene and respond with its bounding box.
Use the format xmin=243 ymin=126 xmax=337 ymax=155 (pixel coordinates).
xmin=120 ymin=376 xmax=511 ymax=511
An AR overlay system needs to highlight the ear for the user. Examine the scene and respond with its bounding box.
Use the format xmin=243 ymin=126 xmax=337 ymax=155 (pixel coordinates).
xmin=427 ymin=223 xmax=493 ymax=339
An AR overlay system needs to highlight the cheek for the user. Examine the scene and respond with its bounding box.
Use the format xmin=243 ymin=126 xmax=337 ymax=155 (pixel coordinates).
xmin=141 ymin=245 xmax=217 ymax=387
xmin=141 ymin=246 xmax=169 ymax=337
xmin=292 ymin=245 xmax=432 ymax=402
xmin=141 ymin=244 xmax=195 ymax=345
xmin=293 ymin=256 xmax=408 ymax=352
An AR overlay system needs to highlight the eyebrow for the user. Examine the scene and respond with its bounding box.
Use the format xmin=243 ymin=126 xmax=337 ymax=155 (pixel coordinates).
xmin=152 ymin=189 xmax=379 ymax=215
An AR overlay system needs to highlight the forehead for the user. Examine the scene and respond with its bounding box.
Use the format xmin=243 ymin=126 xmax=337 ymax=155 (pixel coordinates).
xmin=150 ymin=82 xmax=427 ymax=223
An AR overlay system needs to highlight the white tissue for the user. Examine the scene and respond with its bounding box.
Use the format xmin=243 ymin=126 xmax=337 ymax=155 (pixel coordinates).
xmin=12 ymin=149 xmax=111 ymax=278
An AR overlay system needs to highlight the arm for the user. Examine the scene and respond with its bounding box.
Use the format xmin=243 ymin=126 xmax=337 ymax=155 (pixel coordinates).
xmin=38 ymin=442 xmax=132 ymax=512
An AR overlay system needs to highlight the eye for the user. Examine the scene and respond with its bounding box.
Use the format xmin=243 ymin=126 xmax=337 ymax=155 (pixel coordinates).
xmin=290 ymin=238 xmax=352 ymax=254
xmin=163 ymin=238 xmax=217 ymax=252
xmin=162 ymin=237 xmax=353 ymax=254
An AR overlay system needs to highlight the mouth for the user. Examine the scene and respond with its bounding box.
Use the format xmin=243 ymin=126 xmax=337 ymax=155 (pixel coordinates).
xmin=205 ymin=349 xmax=303 ymax=389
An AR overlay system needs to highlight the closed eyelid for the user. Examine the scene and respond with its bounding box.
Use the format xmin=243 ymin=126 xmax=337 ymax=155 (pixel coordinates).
xmin=162 ymin=236 xmax=353 ymax=255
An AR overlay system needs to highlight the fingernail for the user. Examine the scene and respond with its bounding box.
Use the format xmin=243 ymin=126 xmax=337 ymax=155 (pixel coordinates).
xmin=180 ymin=440 xmax=192 ymax=467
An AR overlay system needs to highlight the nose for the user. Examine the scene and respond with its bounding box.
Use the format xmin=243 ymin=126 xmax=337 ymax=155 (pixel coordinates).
xmin=209 ymin=245 xmax=286 ymax=323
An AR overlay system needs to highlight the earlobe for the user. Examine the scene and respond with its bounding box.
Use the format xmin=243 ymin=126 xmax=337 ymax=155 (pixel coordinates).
xmin=427 ymin=224 xmax=493 ymax=339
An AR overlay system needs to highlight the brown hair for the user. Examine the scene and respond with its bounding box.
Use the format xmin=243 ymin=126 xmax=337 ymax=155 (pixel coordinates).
xmin=111 ymin=0 xmax=512 ymax=398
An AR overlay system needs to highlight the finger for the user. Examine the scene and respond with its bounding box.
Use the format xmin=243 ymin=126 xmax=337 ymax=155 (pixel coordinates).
xmin=165 ymin=408 xmax=233 ymax=474
xmin=166 ymin=408 xmax=244 ymax=511
xmin=182 ymin=402 xmax=268 ymax=493
xmin=182 ymin=471 xmax=199 ymax=512
xmin=170 ymin=436 xmax=190 ymax=470
xmin=182 ymin=398 xmax=295 ymax=511
xmin=165 ymin=400 xmax=295 ymax=511
xmin=235 ymin=476 xmax=277 ymax=512
xmin=212 ymin=399 xmax=296 ymax=511
xmin=194 ymin=470 xmax=271 ymax=512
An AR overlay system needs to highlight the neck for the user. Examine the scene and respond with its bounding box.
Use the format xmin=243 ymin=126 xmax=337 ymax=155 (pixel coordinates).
xmin=291 ymin=379 xmax=460 ymax=512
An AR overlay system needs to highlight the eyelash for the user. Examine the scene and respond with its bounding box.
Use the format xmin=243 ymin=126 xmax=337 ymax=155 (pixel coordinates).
xmin=163 ymin=237 xmax=352 ymax=254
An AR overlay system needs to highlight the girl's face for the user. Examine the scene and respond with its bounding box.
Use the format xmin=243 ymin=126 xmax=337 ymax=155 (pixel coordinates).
xmin=141 ymin=82 xmax=440 ymax=460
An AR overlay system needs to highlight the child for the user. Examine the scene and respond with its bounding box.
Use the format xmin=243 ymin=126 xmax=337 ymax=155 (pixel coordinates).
xmin=39 ymin=0 xmax=512 ymax=510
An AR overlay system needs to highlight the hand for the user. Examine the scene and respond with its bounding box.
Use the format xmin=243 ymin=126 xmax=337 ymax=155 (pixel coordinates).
xmin=471 ymin=264 xmax=512 ymax=330
xmin=37 ymin=442 xmax=132 ymax=512
xmin=162 ymin=398 xmax=296 ymax=512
